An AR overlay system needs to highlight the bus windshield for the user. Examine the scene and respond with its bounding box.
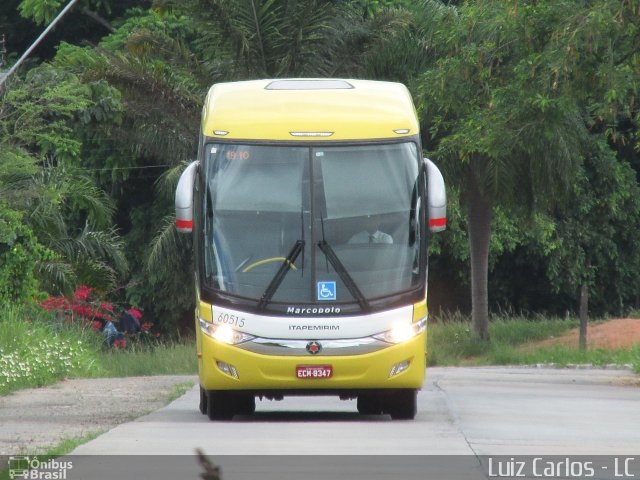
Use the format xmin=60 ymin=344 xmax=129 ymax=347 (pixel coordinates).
xmin=202 ymin=142 xmax=423 ymax=309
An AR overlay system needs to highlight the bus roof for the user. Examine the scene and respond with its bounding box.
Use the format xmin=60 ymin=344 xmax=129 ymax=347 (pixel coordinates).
xmin=201 ymin=79 xmax=419 ymax=141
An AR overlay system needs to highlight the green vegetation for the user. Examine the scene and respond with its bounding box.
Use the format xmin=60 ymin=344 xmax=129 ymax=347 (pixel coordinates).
xmin=488 ymin=345 xmax=640 ymax=374
xmin=0 ymin=0 xmax=640 ymax=338
xmin=420 ymin=0 xmax=640 ymax=339
xmin=1 ymin=0 xmax=640 ymax=372
xmin=96 ymin=343 xmax=196 ymax=378
xmin=428 ymin=313 xmax=578 ymax=365
xmin=0 ymin=304 xmax=103 ymax=394
xmin=165 ymin=380 xmax=197 ymax=402
xmin=0 ymin=304 xmax=196 ymax=396
xmin=42 ymin=430 xmax=107 ymax=457
xmin=428 ymin=314 xmax=640 ymax=373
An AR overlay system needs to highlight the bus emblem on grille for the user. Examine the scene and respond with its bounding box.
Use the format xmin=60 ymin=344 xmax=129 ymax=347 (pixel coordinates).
xmin=306 ymin=341 xmax=322 ymax=355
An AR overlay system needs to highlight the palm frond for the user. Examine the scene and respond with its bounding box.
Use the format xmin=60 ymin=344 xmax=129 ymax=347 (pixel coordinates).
xmin=0 ymin=145 xmax=39 ymax=207
xmin=28 ymin=167 xmax=116 ymax=229
xmin=57 ymin=44 xmax=202 ymax=163
xmin=71 ymin=258 xmax=120 ymax=293
xmin=40 ymin=223 xmax=128 ymax=292
xmin=35 ymin=258 xmax=78 ymax=297
xmin=63 ymin=173 xmax=116 ymax=228
xmin=155 ymin=161 xmax=190 ymax=202
xmin=349 ymin=0 xmax=453 ymax=82
xmin=77 ymin=226 xmax=130 ymax=276
xmin=146 ymin=213 xmax=189 ymax=273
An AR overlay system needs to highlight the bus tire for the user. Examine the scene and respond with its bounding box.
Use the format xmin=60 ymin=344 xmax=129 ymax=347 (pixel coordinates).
xmin=199 ymin=386 xmax=208 ymax=415
xmin=357 ymin=394 xmax=383 ymax=415
xmin=387 ymin=389 xmax=417 ymax=420
xmin=235 ymin=394 xmax=256 ymax=415
xmin=206 ymin=391 xmax=235 ymax=421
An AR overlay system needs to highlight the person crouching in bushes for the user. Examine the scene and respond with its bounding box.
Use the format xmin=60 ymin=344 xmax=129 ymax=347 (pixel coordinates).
xmin=93 ymin=308 xmax=142 ymax=348
xmin=119 ymin=308 xmax=142 ymax=334
xmin=92 ymin=317 xmax=120 ymax=347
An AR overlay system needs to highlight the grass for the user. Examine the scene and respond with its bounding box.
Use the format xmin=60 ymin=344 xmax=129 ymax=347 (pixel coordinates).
xmin=427 ymin=311 xmax=580 ymax=365
xmin=0 ymin=304 xmax=104 ymax=394
xmin=427 ymin=312 xmax=640 ymax=373
xmin=488 ymin=344 xmax=640 ymax=371
xmin=166 ymin=380 xmax=197 ymax=402
xmin=0 ymin=303 xmax=197 ymax=396
xmin=42 ymin=430 xmax=107 ymax=457
xmin=95 ymin=342 xmax=197 ymax=377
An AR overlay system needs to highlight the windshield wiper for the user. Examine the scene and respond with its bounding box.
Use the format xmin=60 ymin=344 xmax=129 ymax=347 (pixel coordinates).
xmin=317 ymin=240 xmax=370 ymax=312
xmin=257 ymin=240 xmax=304 ymax=310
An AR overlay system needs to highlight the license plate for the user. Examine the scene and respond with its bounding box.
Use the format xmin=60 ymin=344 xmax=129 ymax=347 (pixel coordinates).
xmin=296 ymin=365 xmax=333 ymax=379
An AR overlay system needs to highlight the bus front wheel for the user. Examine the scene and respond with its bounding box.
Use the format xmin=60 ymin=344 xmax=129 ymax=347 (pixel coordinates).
xmin=385 ymin=389 xmax=417 ymax=420
xmin=357 ymin=394 xmax=383 ymax=415
xmin=199 ymin=386 xmax=208 ymax=415
xmin=205 ymin=391 xmax=256 ymax=420
xmin=206 ymin=391 xmax=235 ymax=420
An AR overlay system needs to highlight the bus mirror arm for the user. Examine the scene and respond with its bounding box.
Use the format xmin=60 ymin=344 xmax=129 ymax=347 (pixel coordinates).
xmin=175 ymin=161 xmax=200 ymax=233
xmin=424 ymin=158 xmax=447 ymax=233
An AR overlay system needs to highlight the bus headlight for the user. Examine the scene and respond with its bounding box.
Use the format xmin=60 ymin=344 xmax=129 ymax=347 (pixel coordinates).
xmin=373 ymin=318 xmax=426 ymax=344
xmin=199 ymin=319 xmax=255 ymax=345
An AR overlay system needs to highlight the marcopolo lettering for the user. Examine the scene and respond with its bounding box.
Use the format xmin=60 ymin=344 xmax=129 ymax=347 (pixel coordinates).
xmin=286 ymin=306 xmax=341 ymax=315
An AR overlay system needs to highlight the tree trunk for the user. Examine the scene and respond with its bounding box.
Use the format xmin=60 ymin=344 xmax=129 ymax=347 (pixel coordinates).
xmin=466 ymin=170 xmax=492 ymax=341
xmin=579 ymin=281 xmax=588 ymax=351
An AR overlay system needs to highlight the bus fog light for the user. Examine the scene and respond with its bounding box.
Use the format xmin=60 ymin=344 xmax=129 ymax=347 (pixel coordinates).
xmin=389 ymin=360 xmax=410 ymax=378
xmin=217 ymin=361 xmax=239 ymax=378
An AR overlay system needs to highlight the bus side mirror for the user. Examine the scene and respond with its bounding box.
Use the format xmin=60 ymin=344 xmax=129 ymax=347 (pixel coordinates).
xmin=175 ymin=161 xmax=199 ymax=233
xmin=424 ymin=158 xmax=446 ymax=232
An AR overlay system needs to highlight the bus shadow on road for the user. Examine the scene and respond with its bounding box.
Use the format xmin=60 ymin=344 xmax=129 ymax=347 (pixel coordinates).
xmin=230 ymin=411 xmax=392 ymax=422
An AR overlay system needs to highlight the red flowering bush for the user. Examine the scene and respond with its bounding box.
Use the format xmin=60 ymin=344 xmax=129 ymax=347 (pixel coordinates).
xmin=38 ymin=285 xmax=160 ymax=350
xmin=40 ymin=285 xmax=115 ymax=327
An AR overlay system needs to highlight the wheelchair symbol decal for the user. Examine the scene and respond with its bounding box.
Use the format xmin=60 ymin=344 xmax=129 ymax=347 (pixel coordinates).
xmin=317 ymin=281 xmax=337 ymax=301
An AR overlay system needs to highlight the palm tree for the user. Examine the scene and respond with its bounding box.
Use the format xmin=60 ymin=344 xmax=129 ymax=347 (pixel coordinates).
xmin=0 ymin=61 xmax=129 ymax=297
xmin=54 ymin=35 xmax=205 ymax=165
xmin=353 ymin=0 xmax=452 ymax=85
xmin=27 ymin=165 xmax=129 ymax=294
xmin=0 ymin=147 xmax=128 ymax=295
xmin=174 ymin=0 xmax=356 ymax=78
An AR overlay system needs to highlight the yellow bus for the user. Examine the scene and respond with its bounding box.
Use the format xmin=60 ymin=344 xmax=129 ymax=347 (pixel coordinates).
xmin=175 ymin=79 xmax=446 ymax=420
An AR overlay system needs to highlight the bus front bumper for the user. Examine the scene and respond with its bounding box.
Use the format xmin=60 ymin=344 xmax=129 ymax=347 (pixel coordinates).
xmin=197 ymin=331 xmax=427 ymax=392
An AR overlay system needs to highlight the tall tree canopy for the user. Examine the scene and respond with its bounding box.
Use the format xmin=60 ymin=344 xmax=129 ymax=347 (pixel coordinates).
xmin=419 ymin=1 xmax=586 ymax=338
xmin=2 ymin=0 xmax=639 ymax=336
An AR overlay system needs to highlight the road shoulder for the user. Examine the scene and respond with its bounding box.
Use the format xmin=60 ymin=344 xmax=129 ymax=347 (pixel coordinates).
xmin=0 ymin=375 xmax=196 ymax=456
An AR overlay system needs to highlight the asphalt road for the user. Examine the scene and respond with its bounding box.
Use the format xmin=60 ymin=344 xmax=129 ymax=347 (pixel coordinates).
xmin=66 ymin=367 xmax=640 ymax=479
